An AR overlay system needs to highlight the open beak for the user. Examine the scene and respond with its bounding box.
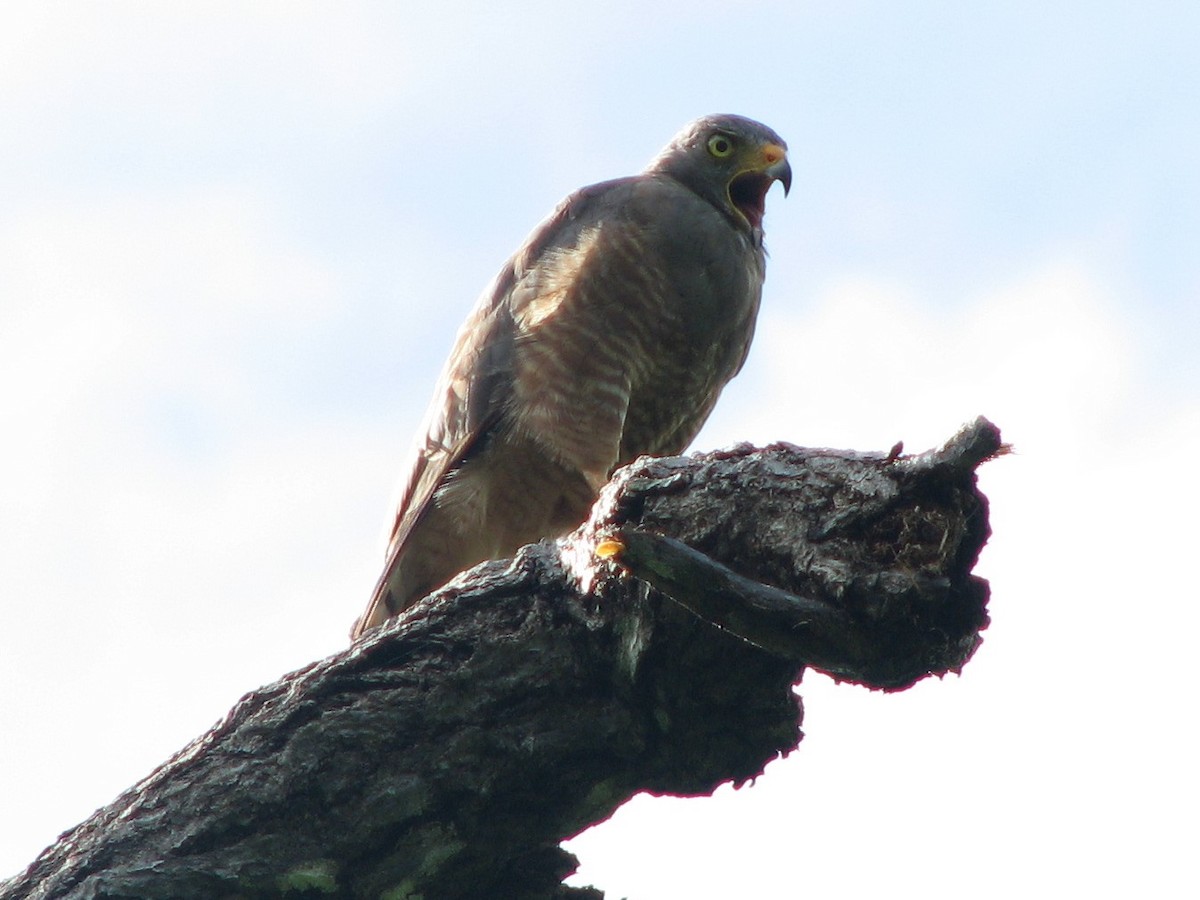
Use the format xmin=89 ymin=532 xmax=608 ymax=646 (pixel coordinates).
xmin=729 ymin=143 xmax=791 ymax=229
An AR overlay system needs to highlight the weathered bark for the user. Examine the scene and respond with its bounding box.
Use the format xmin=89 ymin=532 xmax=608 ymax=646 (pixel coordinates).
xmin=2 ymin=419 xmax=1001 ymax=900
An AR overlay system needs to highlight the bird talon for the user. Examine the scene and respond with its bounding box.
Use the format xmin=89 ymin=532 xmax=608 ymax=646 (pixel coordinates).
xmin=595 ymin=537 xmax=626 ymax=560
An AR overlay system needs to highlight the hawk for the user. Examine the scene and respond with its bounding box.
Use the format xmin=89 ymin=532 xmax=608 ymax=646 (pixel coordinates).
xmin=351 ymin=114 xmax=791 ymax=638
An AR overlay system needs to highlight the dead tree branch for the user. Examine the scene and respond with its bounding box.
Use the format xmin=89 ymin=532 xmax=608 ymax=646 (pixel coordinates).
xmin=2 ymin=418 xmax=1001 ymax=900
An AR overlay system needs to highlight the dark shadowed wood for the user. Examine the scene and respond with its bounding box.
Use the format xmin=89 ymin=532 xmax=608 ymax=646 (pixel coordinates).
xmin=2 ymin=418 xmax=1001 ymax=900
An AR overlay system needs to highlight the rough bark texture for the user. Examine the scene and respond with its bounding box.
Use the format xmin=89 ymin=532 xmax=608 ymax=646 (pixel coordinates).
xmin=2 ymin=418 xmax=1001 ymax=900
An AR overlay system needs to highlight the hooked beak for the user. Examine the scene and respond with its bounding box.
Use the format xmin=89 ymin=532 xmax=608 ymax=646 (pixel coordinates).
xmin=760 ymin=142 xmax=792 ymax=196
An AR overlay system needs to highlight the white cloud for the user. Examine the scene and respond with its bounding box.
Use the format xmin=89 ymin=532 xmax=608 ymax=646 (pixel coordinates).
xmin=703 ymin=259 xmax=1135 ymax=456
xmin=0 ymin=190 xmax=394 ymax=873
xmin=0 ymin=6 xmax=416 ymax=119
xmin=567 ymin=261 xmax=1199 ymax=897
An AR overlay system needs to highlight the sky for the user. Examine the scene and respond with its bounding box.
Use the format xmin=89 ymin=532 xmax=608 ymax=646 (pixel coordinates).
xmin=1 ymin=2 xmax=1197 ymax=896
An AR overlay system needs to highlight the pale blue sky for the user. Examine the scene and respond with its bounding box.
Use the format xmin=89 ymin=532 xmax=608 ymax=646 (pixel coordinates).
xmin=1 ymin=4 xmax=1196 ymax=895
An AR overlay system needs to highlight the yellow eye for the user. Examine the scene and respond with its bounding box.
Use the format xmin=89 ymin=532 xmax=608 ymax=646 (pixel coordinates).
xmin=706 ymin=133 xmax=735 ymax=158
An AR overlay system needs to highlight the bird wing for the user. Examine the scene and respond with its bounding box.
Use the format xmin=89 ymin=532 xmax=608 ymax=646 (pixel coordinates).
xmin=351 ymin=179 xmax=629 ymax=637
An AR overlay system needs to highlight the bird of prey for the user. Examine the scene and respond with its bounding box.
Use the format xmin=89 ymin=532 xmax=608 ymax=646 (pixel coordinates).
xmin=351 ymin=114 xmax=790 ymax=638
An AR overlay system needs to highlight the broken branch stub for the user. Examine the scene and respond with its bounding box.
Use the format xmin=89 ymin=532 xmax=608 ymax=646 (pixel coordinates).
xmin=570 ymin=415 xmax=999 ymax=689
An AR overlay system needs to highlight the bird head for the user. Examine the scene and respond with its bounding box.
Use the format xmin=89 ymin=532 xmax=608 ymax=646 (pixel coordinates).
xmin=647 ymin=114 xmax=792 ymax=232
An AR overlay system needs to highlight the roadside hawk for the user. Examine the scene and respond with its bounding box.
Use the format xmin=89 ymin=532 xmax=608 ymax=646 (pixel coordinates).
xmin=351 ymin=114 xmax=791 ymax=638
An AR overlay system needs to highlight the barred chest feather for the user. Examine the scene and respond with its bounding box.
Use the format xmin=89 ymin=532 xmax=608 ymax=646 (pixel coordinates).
xmin=509 ymin=179 xmax=766 ymax=484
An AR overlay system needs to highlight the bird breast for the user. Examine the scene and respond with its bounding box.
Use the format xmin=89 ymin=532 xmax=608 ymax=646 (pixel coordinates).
xmin=509 ymin=179 xmax=765 ymax=485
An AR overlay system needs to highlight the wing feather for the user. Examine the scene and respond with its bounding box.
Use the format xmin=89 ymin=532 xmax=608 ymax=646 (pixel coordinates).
xmin=350 ymin=180 xmax=627 ymax=636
